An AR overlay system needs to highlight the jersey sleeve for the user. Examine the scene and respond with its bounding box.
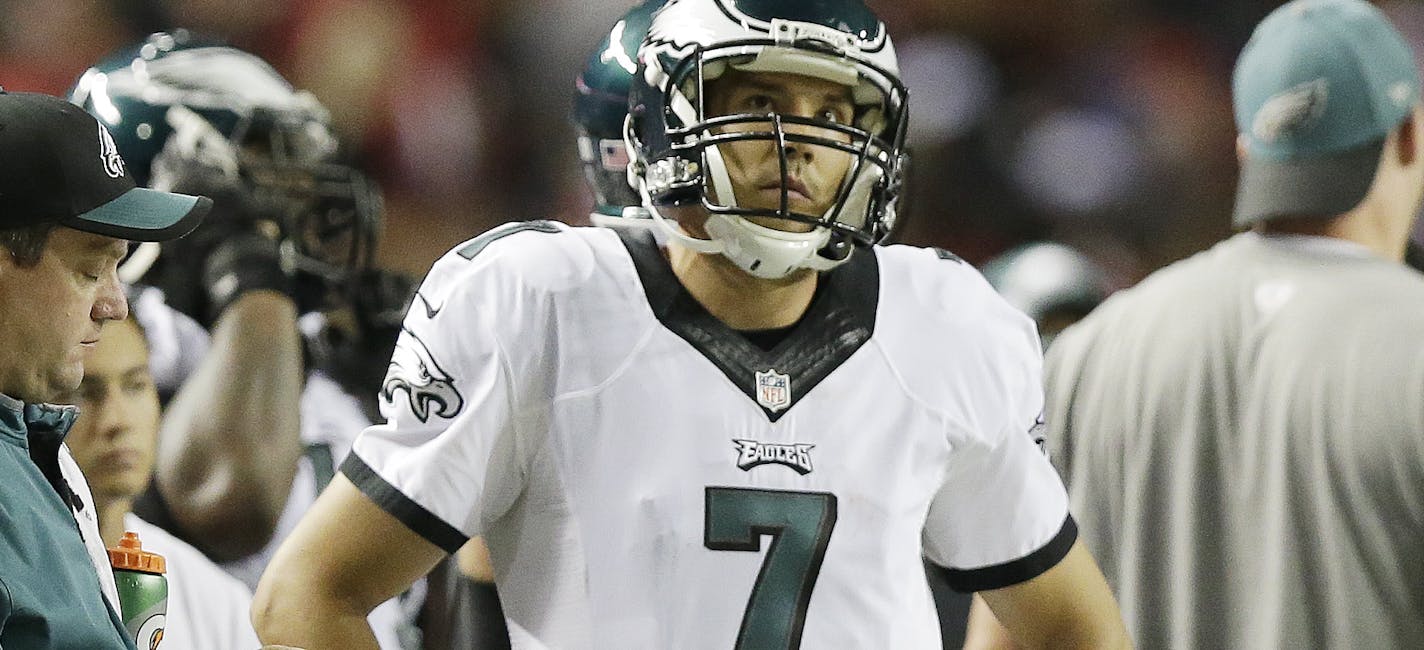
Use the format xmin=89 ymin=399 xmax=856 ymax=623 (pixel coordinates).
xmin=921 ymin=309 xmax=1076 ymax=593
xmin=342 ymin=229 xmax=556 ymax=554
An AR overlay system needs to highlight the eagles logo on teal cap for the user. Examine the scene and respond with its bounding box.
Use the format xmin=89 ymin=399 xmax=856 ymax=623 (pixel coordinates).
xmin=1232 ymin=0 xmax=1421 ymax=226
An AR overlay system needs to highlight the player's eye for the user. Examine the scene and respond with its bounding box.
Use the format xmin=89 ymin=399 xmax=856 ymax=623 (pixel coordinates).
xmin=741 ymin=94 xmax=775 ymax=112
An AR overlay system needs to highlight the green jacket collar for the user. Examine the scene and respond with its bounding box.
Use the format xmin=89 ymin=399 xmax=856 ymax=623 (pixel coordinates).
xmin=0 ymin=393 xmax=79 ymax=446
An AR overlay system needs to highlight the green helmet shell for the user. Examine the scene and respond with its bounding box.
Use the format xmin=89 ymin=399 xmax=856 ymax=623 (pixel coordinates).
xmin=68 ymin=30 xmax=326 ymax=187
xmin=573 ymin=0 xmax=669 ymax=217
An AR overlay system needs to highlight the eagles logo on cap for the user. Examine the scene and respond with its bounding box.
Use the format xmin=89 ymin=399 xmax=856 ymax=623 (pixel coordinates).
xmin=0 ymin=91 xmax=209 ymax=240
xmin=1252 ymin=79 xmax=1328 ymax=144
xmin=98 ymin=124 xmax=126 ymax=179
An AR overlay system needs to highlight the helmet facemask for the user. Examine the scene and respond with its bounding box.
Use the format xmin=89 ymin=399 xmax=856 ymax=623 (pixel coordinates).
xmin=632 ymin=28 xmax=908 ymax=279
xmin=150 ymin=100 xmax=383 ymax=312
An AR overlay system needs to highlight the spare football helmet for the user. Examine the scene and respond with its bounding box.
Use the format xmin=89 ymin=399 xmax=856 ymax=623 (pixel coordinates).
xmin=982 ymin=241 xmax=1113 ymax=348
xmin=627 ymin=0 xmax=908 ymax=279
xmin=574 ymin=0 xmax=669 ymax=222
xmin=68 ymin=30 xmax=381 ymax=310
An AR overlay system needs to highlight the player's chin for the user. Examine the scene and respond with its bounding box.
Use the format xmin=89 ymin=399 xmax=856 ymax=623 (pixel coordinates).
xmin=742 ymin=211 xmax=820 ymax=234
xmin=46 ymin=365 xmax=85 ymax=401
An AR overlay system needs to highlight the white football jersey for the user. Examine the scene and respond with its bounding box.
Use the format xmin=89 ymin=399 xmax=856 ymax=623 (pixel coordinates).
xmin=220 ymin=370 xmax=412 ymax=650
xmin=348 ymin=223 xmax=1073 ymax=649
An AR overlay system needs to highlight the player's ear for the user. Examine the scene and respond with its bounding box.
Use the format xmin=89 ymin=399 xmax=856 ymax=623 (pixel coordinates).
xmin=1235 ymin=134 xmax=1249 ymax=166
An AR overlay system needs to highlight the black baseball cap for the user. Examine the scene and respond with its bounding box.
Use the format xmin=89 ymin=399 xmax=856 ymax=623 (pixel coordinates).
xmin=0 ymin=89 xmax=210 ymax=241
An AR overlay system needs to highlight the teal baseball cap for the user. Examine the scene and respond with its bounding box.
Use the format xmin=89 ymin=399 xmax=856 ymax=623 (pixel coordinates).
xmin=1233 ymin=0 xmax=1421 ymax=227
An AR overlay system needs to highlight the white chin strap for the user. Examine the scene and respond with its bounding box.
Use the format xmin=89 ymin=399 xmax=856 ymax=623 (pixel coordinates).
xmin=638 ymin=179 xmax=832 ymax=280
xmin=704 ymin=213 xmax=831 ymax=279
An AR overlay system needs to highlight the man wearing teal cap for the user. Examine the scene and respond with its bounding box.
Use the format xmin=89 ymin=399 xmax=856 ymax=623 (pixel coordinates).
xmin=0 ymin=90 xmax=209 ymax=648
xmin=967 ymin=0 xmax=1424 ymax=647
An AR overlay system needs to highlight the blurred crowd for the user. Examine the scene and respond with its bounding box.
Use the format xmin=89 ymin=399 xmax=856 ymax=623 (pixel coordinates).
xmin=4 ymin=0 xmax=1423 ymax=285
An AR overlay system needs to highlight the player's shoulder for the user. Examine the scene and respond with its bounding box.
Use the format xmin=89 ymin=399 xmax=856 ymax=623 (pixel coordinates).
xmin=864 ymin=245 xmax=1044 ymax=445
xmin=870 ymin=245 xmax=1041 ymax=419
xmin=422 ymin=220 xmax=623 ymax=301
xmin=873 ymin=243 xmax=1038 ymax=348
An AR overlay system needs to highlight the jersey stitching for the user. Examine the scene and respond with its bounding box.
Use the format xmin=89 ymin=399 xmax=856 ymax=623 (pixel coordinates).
xmin=551 ymin=320 xmax=663 ymax=404
xmin=865 ymin=336 xmax=970 ymax=443
xmin=486 ymin=295 xmax=532 ymax=493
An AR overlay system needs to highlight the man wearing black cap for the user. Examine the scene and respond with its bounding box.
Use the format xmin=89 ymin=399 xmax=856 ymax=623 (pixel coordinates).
xmin=969 ymin=1 xmax=1424 ymax=647
xmin=0 ymin=90 xmax=209 ymax=648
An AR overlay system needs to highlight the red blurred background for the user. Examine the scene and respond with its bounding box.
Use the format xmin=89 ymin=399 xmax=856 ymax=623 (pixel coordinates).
xmin=5 ymin=0 xmax=1421 ymax=287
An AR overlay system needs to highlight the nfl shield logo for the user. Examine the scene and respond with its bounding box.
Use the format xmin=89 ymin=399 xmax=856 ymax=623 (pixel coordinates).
xmin=755 ymin=369 xmax=791 ymax=412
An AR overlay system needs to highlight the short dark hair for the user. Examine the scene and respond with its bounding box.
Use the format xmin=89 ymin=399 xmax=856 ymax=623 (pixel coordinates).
xmin=0 ymin=221 xmax=57 ymax=267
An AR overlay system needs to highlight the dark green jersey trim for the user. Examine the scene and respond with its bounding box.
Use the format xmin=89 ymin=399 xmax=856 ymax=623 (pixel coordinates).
xmin=341 ymin=453 xmax=468 ymax=554
xmin=933 ymin=515 xmax=1078 ymax=593
xmin=614 ymin=228 xmax=877 ymax=421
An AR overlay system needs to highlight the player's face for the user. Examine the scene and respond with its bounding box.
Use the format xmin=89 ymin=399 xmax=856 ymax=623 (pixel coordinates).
xmin=0 ymin=228 xmax=129 ymax=402
xmin=61 ymin=318 xmax=160 ymax=504
xmin=704 ymin=70 xmax=856 ymax=233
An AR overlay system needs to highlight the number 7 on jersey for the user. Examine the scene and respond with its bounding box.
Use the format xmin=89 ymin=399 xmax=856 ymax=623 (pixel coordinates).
xmin=704 ymin=487 xmax=839 ymax=649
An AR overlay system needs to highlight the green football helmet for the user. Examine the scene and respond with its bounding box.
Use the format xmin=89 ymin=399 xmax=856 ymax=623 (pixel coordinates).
xmin=68 ymin=30 xmax=381 ymax=314
xmin=574 ymin=0 xmax=669 ymax=221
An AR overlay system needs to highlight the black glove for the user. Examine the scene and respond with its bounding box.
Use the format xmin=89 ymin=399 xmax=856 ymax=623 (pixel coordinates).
xmin=144 ymin=184 xmax=298 ymax=327
xmin=201 ymin=231 xmax=294 ymax=322
xmin=140 ymin=106 xmax=304 ymax=324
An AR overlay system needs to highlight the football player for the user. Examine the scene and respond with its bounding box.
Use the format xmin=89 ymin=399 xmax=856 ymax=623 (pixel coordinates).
xmin=254 ymin=1 xmax=1130 ymax=647
xmin=573 ymin=0 xmax=667 ymax=225
xmin=70 ymin=31 xmax=414 ymax=649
